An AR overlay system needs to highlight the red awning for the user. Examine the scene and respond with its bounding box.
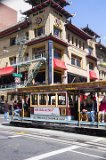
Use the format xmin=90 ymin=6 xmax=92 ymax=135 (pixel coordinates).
xmin=54 ymin=58 xmax=67 ymax=70
xmin=0 ymin=66 xmax=15 ymax=76
xmin=89 ymin=71 xmax=97 ymax=80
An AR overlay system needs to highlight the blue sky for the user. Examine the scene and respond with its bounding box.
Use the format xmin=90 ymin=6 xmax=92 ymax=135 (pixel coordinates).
xmin=66 ymin=0 xmax=106 ymax=45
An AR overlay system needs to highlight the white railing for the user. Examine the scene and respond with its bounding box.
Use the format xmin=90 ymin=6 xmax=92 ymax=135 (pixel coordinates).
xmin=32 ymin=51 xmax=46 ymax=59
xmin=11 ymin=53 xmax=46 ymax=67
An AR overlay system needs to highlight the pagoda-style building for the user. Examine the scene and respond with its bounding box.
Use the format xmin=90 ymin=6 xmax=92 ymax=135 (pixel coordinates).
xmin=0 ymin=0 xmax=99 ymax=100
xmin=24 ymin=0 xmax=70 ymax=7
xmin=82 ymin=24 xmax=100 ymax=41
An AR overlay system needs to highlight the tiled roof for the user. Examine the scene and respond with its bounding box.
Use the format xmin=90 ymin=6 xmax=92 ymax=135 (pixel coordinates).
xmin=65 ymin=23 xmax=92 ymax=40
xmin=23 ymin=0 xmax=73 ymax=18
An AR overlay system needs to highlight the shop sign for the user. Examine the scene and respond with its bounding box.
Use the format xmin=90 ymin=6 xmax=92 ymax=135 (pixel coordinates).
xmin=34 ymin=107 xmax=60 ymax=116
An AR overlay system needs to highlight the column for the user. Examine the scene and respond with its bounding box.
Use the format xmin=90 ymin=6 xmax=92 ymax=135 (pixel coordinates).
xmin=48 ymin=40 xmax=54 ymax=84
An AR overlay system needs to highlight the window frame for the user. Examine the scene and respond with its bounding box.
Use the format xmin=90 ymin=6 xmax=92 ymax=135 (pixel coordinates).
xmin=72 ymin=36 xmax=74 ymax=45
xmin=31 ymin=94 xmax=38 ymax=106
xmin=39 ymin=94 xmax=47 ymax=106
xmin=57 ymin=93 xmax=66 ymax=107
xmin=9 ymin=56 xmax=16 ymax=65
xmin=54 ymin=48 xmax=62 ymax=59
xmin=34 ymin=26 xmax=45 ymax=37
xmin=71 ymin=54 xmax=81 ymax=68
xmin=48 ymin=93 xmax=56 ymax=106
xmin=10 ymin=37 xmax=16 ymax=46
xmin=88 ymin=47 xmax=93 ymax=55
xmin=89 ymin=62 xmax=94 ymax=70
xmin=53 ymin=26 xmax=62 ymax=38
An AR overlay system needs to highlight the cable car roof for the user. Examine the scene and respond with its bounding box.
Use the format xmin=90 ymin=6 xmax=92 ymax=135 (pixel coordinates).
xmin=16 ymin=81 xmax=106 ymax=93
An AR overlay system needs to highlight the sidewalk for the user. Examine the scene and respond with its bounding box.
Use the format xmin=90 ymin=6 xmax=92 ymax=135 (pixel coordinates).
xmin=0 ymin=114 xmax=10 ymax=126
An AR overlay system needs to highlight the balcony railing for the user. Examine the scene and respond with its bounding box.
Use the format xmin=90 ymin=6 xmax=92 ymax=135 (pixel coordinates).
xmin=11 ymin=52 xmax=46 ymax=67
xmin=32 ymin=51 xmax=46 ymax=59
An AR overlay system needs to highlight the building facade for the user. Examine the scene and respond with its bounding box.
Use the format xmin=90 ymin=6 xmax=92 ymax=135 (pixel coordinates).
xmin=0 ymin=3 xmax=17 ymax=30
xmin=0 ymin=0 xmax=105 ymax=100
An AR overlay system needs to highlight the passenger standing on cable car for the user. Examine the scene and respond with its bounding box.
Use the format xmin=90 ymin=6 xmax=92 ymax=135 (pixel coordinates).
xmin=89 ymin=96 xmax=97 ymax=122
xmin=9 ymin=98 xmax=14 ymax=115
xmin=99 ymin=96 xmax=106 ymax=122
xmin=13 ymin=100 xmax=21 ymax=116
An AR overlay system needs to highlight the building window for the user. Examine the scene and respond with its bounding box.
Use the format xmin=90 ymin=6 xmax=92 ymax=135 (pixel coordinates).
xmin=79 ymin=41 xmax=81 ymax=48
xmin=32 ymin=47 xmax=45 ymax=59
xmin=88 ymin=47 xmax=93 ymax=55
xmin=72 ymin=36 xmax=74 ymax=44
xmin=24 ymin=53 xmax=29 ymax=61
xmin=5 ymin=62 xmax=8 ymax=67
xmin=71 ymin=55 xmax=81 ymax=67
xmin=83 ymin=42 xmax=85 ymax=50
xmin=10 ymin=37 xmax=16 ymax=46
xmin=76 ymin=58 xmax=81 ymax=67
xmin=25 ymin=32 xmax=29 ymax=40
xmin=68 ymin=73 xmax=87 ymax=83
xmin=54 ymin=27 xmax=61 ymax=38
xmin=89 ymin=62 xmax=94 ymax=70
xmin=54 ymin=48 xmax=62 ymax=59
xmin=9 ymin=56 xmax=16 ymax=65
xmin=76 ymin=39 xmax=78 ymax=47
xmin=71 ymin=56 xmax=75 ymax=65
xmin=67 ymin=34 xmax=71 ymax=43
xmin=34 ymin=26 xmax=44 ymax=37
xmin=35 ymin=71 xmax=45 ymax=83
xmin=54 ymin=71 xmax=62 ymax=83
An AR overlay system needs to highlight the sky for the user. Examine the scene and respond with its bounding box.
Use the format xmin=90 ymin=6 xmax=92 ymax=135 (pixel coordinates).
xmin=66 ymin=0 xmax=106 ymax=45
xmin=1 ymin=0 xmax=106 ymax=46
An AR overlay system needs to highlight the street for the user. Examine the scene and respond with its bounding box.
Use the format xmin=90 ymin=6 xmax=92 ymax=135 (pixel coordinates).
xmin=0 ymin=114 xmax=106 ymax=160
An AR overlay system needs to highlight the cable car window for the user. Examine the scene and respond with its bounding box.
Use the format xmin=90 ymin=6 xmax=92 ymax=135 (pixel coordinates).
xmin=58 ymin=94 xmax=66 ymax=105
xmin=48 ymin=94 xmax=56 ymax=105
xmin=39 ymin=94 xmax=46 ymax=105
xmin=31 ymin=94 xmax=38 ymax=105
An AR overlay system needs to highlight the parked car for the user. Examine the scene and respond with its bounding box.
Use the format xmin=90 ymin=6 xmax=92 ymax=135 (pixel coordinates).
xmin=0 ymin=102 xmax=4 ymax=114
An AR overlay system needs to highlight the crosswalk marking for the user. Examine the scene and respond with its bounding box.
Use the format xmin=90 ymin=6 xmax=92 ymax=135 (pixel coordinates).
xmin=24 ymin=145 xmax=79 ymax=160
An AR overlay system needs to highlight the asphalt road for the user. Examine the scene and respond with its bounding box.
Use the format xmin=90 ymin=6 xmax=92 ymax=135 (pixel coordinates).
xmin=0 ymin=114 xmax=106 ymax=160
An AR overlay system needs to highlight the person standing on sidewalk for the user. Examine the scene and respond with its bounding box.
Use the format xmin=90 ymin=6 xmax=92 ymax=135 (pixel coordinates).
xmin=3 ymin=100 xmax=9 ymax=120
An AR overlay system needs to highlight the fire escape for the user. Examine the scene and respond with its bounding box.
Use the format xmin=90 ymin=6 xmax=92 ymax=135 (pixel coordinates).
xmin=15 ymin=36 xmax=47 ymax=86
